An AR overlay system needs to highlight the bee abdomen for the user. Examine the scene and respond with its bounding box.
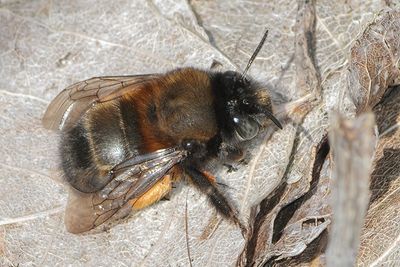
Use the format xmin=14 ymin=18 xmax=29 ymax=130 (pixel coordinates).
xmin=60 ymin=123 xmax=107 ymax=193
xmin=60 ymin=99 xmax=142 ymax=193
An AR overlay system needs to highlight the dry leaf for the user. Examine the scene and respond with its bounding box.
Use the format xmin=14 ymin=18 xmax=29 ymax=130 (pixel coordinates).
xmin=233 ymin=0 xmax=384 ymax=265
xmin=0 ymin=1 xmax=291 ymax=266
xmin=348 ymin=9 xmax=400 ymax=113
xmin=345 ymin=9 xmax=400 ymax=267
xmin=1 ymin=0 xmax=398 ymax=267
xmin=357 ymin=87 xmax=400 ymax=267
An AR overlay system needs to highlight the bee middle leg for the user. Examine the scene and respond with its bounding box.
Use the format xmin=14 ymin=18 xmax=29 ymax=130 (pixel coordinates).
xmin=184 ymin=166 xmax=247 ymax=235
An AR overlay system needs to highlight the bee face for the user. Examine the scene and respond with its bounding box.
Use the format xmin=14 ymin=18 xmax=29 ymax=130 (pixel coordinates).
xmin=210 ymin=70 xmax=275 ymax=142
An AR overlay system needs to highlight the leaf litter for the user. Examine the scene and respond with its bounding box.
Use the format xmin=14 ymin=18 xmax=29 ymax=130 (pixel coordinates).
xmin=1 ymin=0 xmax=399 ymax=266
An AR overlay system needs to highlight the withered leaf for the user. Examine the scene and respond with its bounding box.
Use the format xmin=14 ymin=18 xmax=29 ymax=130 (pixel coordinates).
xmin=0 ymin=1 xmax=293 ymax=266
xmin=1 ymin=0 xmax=398 ymax=267
xmin=357 ymin=87 xmax=400 ymax=266
xmin=348 ymin=9 xmax=400 ymax=113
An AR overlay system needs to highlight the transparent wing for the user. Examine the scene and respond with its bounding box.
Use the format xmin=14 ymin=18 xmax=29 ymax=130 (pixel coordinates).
xmin=64 ymin=148 xmax=187 ymax=234
xmin=42 ymin=74 xmax=159 ymax=131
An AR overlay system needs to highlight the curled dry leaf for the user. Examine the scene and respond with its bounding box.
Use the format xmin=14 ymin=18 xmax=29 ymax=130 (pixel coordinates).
xmin=348 ymin=9 xmax=400 ymax=113
xmin=266 ymin=139 xmax=331 ymax=265
xmin=239 ymin=136 xmax=331 ymax=266
xmin=357 ymin=87 xmax=400 ymax=266
xmin=238 ymin=1 xmax=330 ymax=265
xmin=271 ymin=160 xmax=332 ymax=267
xmin=326 ymin=113 xmax=376 ymax=267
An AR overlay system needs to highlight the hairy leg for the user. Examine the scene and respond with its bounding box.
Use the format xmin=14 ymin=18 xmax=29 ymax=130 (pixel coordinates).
xmin=184 ymin=166 xmax=246 ymax=235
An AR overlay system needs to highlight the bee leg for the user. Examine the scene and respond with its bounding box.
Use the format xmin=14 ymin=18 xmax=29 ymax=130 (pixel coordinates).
xmin=219 ymin=143 xmax=244 ymax=162
xmin=161 ymin=191 xmax=172 ymax=201
xmin=216 ymin=181 xmax=233 ymax=191
xmin=161 ymin=195 xmax=170 ymax=201
xmin=223 ymin=163 xmax=238 ymax=173
xmin=162 ymin=182 xmax=179 ymax=201
xmin=130 ymin=174 xmax=173 ymax=210
xmin=199 ymin=170 xmax=233 ymax=190
xmin=184 ymin=166 xmax=247 ymax=236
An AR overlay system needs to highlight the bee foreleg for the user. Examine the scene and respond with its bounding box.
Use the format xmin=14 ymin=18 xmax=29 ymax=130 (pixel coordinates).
xmin=223 ymin=163 xmax=239 ymax=173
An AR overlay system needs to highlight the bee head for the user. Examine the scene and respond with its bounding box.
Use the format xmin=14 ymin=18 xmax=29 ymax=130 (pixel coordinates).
xmin=212 ymin=70 xmax=281 ymax=142
xmin=211 ymin=29 xmax=282 ymax=143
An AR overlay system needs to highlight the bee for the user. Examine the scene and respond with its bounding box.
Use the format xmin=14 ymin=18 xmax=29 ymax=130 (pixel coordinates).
xmin=42 ymin=29 xmax=282 ymax=234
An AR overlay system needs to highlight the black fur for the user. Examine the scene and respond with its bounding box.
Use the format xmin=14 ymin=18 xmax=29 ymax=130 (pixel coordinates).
xmin=118 ymin=98 xmax=143 ymax=156
xmin=61 ymin=100 xmax=143 ymax=193
xmin=195 ymin=70 xmax=267 ymax=163
xmin=65 ymin=124 xmax=92 ymax=169
xmin=60 ymin=122 xmax=103 ymax=192
xmin=210 ymin=71 xmax=265 ymax=139
xmin=184 ymin=164 xmax=236 ymax=219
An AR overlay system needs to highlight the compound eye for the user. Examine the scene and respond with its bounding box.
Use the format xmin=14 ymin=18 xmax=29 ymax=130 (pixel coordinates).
xmin=233 ymin=115 xmax=260 ymax=141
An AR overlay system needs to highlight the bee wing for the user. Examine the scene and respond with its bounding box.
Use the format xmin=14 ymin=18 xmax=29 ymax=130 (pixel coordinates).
xmin=64 ymin=148 xmax=187 ymax=234
xmin=42 ymin=74 xmax=159 ymax=131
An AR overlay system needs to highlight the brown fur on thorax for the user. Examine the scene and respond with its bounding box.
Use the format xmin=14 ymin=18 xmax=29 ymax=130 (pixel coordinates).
xmin=124 ymin=68 xmax=219 ymax=153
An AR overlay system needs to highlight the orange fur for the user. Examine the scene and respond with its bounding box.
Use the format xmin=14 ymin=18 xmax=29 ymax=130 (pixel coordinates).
xmin=130 ymin=166 xmax=182 ymax=209
xmin=124 ymin=68 xmax=217 ymax=153
xmin=202 ymin=171 xmax=217 ymax=184
xmin=130 ymin=174 xmax=172 ymax=210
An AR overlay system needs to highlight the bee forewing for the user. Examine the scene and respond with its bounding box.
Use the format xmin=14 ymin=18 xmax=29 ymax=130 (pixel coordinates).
xmin=64 ymin=148 xmax=186 ymax=233
xmin=42 ymin=75 xmax=159 ymax=131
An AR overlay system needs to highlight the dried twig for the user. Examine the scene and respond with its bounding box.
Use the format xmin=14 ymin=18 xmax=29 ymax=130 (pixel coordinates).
xmin=326 ymin=112 xmax=376 ymax=267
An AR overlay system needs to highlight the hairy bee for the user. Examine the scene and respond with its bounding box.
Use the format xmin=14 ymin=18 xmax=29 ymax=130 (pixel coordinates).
xmin=43 ymin=30 xmax=282 ymax=234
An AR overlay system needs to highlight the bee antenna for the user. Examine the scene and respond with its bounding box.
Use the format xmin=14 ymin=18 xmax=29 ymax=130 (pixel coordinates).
xmin=241 ymin=29 xmax=269 ymax=79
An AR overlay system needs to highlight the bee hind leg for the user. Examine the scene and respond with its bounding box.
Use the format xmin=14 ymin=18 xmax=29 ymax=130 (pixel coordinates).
xmin=184 ymin=166 xmax=247 ymax=236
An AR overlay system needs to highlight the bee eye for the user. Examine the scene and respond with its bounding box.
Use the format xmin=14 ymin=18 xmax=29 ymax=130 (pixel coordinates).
xmin=232 ymin=115 xmax=260 ymax=141
xmin=242 ymin=99 xmax=249 ymax=105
